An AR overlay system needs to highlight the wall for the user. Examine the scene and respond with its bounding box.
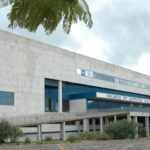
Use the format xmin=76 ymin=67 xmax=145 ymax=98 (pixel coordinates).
xmin=21 ymin=124 xmax=80 ymax=141
xmin=0 ymin=30 xmax=150 ymax=117
xmin=69 ymin=99 xmax=87 ymax=113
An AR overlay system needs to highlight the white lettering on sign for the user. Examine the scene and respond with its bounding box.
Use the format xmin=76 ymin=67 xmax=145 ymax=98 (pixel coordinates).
xmin=96 ymin=92 xmax=150 ymax=104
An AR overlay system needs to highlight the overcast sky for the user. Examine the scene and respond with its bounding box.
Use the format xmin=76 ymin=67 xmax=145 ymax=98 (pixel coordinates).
xmin=0 ymin=0 xmax=150 ymax=76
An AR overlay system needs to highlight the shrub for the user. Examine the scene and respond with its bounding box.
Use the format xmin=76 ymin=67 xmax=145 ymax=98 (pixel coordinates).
xmin=0 ymin=120 xmax=12 ymax=143
xmin=45 ymin=136 xmax=52 ymax=142
xmin=137 ymin=123 xmax=144 ymax=137
xmin=80 ymin=131 xmax=97 ymax=140
xmin=24 ymin=137 xmax=31 ymax=144
xmin=0 ymin=120 xmax=23 ymax=143
xmin=67 ymin=134 xmax=78 ymax=142
xmin=35 ymin=141 xmax=43 ymax=145
xmin=104 ymin=119 xmax=139 ymax=139
xmin=96 ymin=134 xmax=112 ymax=140
xmin=79 ymin=132 xmax=111 ymax=141
xmin=10 ymin=126 xmax=23 ymax=142
xmin=15 ymin=141 xmax=21 ymax=145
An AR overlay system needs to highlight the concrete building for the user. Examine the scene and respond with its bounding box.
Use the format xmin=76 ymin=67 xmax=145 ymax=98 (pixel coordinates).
xmin=0 ymin=30 xmax=150 ymax=140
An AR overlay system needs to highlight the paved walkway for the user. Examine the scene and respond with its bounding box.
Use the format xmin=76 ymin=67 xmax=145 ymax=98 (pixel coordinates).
xmin=0 ymin=144 xmax=60 ymax=150
xmin=0 ymin=139 xmax=150 ymax=150
xmin=62 ymin=139 xmax=150 ymax=150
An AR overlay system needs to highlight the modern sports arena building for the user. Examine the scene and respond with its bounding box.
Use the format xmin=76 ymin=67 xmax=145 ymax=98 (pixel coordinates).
xmin=0 ymin=30 xmax=150 ymax=140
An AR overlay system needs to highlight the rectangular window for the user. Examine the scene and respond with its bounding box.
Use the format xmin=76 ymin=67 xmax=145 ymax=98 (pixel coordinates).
xmin=93 ymin=72 xmax=98 ymax=78
xmin=76 ymin=68 xmax=81 ymax=75
xmin=89 ymin=71 xmax=94 ymax=78
xmin=85 ymin=70 xmax=90 ymax=77
xmin=66 ymin=121 xmax=76 ymax=125
xmin=77 ymin=68 xmax=150 ymax=91
xmin=0 ymin=91 xmax=14 ymax=105
xmin=81 ymin=70 xmax=86 ymax=76
xmin=142 ymin=84 xmax=146 ymax=89
xmin=129 ymin=81 xmax=134 ymax=87
xmin=124 ymin=80 xmax=129 ymax=85
xmin=97 ymin=73 xmax=101 ymax=79
xmin=114 ymin=77 xmax=119 ymax=83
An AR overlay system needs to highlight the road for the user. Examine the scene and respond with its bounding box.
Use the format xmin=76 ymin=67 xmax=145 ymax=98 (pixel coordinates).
xmin=0 ymin=139 xmax=150 ymax=150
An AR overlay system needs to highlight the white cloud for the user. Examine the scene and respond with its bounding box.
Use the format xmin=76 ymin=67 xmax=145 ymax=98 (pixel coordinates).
xmin=69 ymin=24 xmax=110 ymax=61
xmin=130 ymin=54 xmax=150 ymax=76
xmin=86 ymin=0 xmax=108 ymax=13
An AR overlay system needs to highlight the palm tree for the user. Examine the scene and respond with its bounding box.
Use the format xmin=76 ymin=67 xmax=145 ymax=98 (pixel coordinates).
xmin=0 ymin=0 xmax=93 ymax=34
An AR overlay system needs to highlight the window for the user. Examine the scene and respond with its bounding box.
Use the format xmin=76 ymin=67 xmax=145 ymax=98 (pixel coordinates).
xmin=66 ymin=121 xmax=76 ymax=125
xmin=77 ymin=68 xmax=81 ymax=75
xmin=81 ymin=70 xmax=86 ymax=76
xmin=114 ymin=77 xmax=119 ymax=83
xmin=77 ymin=68 xmax=150 ymax=91
xmin=0 ymin=91 xmax=14 ymax=105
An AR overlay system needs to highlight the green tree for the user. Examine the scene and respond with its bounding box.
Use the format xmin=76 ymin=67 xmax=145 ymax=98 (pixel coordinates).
xmin=9 ymin=125 xmax=23 ymax=142
xmin=104 ymin=119 xmax=140 ymax=139
xmin=0 ymin=120 xmax=11 ymax=143
xmin=0 ymin=0 xmax=93 ymax=34
xmin=0 ymin=120 xmax=23 ymax=143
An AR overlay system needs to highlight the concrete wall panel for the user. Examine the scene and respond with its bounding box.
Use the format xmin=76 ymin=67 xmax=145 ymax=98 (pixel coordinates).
xmin=0 ymin=30 xmax=150 ymax=117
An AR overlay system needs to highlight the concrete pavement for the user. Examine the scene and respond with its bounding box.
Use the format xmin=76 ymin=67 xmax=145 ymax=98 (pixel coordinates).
xmin=1 ymin=139 xmax=150 ymax=150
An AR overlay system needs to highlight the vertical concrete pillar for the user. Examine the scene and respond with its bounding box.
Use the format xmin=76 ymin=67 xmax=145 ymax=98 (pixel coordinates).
xmin=58 ymin=80 xmax=62 ymax=113
xmin=114 ymin=115 xmax=117 ymax=123
xmin=60 ymin=122 xmax=66 ymax=140
xmin=76 ymin=121 xmax=80 ymax=137
xmin=92 ymin=119 xmax=96 ymax=132
xmin=127 ymin=113 xmax=131 ymax=121
xmin=37 ymin=124 xmax=42 ymax=141
xmin=145 ymin=116 xmax=149 ymax=137
xmin=100 ymin=117 xmax=103 ymax=133
xmin=134 ymin=116 xmax=138 ymax=139
xmin=83 ymin=119 xmax=89 ymax=132
xmin=76 ymin=121 xmax=80 ymax=133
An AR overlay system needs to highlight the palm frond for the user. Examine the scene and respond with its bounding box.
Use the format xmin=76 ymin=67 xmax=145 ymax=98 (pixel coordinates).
xmin=0 ymin=0 xmax=93 ymax=35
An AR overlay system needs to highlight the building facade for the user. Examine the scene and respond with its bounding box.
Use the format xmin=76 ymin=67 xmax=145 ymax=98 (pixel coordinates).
xmin=0 ymin=30 xmax=150 ymax=139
